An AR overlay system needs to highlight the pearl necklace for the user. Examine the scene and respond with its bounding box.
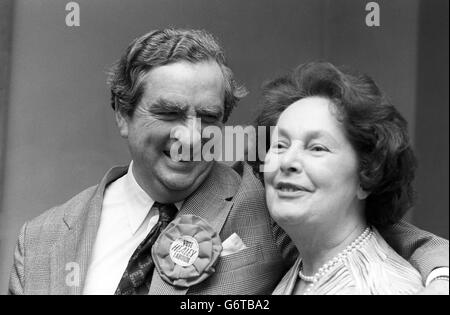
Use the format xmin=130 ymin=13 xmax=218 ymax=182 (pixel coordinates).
xmin=298 ymin=226 xmax=373 ymax=294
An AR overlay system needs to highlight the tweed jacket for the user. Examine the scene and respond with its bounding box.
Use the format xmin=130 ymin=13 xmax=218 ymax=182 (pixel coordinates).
xmin=8 ymin=162 xmax=449 ymax=295
xmin=8 ymin=162 xmax=293 ymax=295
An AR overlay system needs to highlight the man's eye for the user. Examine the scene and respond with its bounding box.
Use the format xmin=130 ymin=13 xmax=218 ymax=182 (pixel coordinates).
xmin=201 ymin=115 xmax=220 ymax=123
xmin=156 ymin=112 xmax=180 ymax=120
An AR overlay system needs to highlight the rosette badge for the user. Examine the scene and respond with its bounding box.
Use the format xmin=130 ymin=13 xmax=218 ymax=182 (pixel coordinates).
xmin=152 ymin=214 xmax=223 ymax=288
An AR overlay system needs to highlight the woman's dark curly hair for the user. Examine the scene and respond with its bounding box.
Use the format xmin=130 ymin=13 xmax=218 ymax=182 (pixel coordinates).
xmin=254 ymin=62 xmax=417 ymax=228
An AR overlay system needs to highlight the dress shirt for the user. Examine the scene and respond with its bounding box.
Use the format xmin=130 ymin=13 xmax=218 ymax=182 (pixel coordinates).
xmin=83 ymin=162 xmax=182 ymax=295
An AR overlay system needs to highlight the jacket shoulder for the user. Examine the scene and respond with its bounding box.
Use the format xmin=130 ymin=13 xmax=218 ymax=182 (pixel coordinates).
xmin=25 ymin=185 xmax=98 ymax=235
xmin=231 ymin=161 xmax=265 ymax=203
xmin=25 ymin=165 xmax=129 ymax=232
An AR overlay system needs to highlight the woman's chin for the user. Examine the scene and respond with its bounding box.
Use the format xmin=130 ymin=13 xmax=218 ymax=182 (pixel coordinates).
xmin=270 ymin=207 xmax=310 ymax=227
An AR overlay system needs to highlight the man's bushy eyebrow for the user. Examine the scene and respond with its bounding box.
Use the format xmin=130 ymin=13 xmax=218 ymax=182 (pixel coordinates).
xmin=151 ymin=99 xmax=224 ymax=116
xmin=150 ymin=98 xmax=187 ymax=112
xmin=196 ymin=107 xmax=223 ymax=117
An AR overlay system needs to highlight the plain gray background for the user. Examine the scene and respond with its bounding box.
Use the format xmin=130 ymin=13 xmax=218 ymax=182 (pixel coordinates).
xmin=0 ymin=0 xmax=448 ymax=293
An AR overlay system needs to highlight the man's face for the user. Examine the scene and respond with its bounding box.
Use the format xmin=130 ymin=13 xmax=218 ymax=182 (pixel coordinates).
xmin=116 ymin=60 xmax=225 ymax=203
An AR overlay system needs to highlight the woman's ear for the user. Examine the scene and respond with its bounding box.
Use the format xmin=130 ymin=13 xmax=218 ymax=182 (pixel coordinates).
xmin=357 ymin=185 xmax=370 ymax=200
xmin=115 ymin=110 xmax=129 ymax=138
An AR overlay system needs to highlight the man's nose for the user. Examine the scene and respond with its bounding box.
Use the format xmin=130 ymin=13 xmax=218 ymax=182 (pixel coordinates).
xmin=279 ymin=145 xmax=303 ymax=174
xmin=171 ymin=117 xmax=202 ymax=160
xmin=180 ymin=116 xmax=201 ymax=148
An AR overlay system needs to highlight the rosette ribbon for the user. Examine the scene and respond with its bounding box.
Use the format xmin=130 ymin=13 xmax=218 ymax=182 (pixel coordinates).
xmin=152 ymin=214 xmax=223 ymax=288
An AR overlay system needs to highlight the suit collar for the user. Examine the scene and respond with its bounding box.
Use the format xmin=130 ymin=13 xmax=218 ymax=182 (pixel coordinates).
xmin=62 ymin=162 xmax=236 ymax=229
xmin=62 ymin=166 xmax=128 ymax=230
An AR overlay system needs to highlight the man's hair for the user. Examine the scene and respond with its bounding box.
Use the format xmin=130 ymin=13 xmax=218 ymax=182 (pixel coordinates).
xmin=255 ymin=61 xmax=417 ymax=228
xmin=107 ymin=29 xmax=247 ymax=122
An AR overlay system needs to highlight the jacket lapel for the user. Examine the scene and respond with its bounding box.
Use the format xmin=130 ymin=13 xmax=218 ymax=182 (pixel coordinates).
xmin=49 ymin=166 xmax=128 ymax=294
xmin=148 ymin=162 xmax=240 ymax=295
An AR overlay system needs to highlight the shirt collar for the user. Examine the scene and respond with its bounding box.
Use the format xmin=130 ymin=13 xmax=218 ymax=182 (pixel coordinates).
xmin=124 ymin=161 xmax=183 ymax=234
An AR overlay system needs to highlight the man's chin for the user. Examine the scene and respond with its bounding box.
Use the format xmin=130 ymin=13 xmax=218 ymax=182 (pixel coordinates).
xmin=158 ymin=168 xmax=211 ymax=193
xmin=160 ymin=177 xmax=197 ymax=192
xmin=154 ymin=162 xmax=214 ymax=197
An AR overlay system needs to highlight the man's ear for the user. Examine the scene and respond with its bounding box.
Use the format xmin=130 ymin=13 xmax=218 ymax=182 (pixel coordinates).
xmin=115 ymin=110 xmax=129 ymax=138
xmin=357 ymin=185 xmax=370 ymax=200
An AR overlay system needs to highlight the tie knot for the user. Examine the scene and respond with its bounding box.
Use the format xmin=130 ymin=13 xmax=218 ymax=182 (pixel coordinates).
xmin=153 ymin=202 xmax=178 ymax=223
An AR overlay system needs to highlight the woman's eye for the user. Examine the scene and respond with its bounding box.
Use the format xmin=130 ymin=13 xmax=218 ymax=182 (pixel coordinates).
xmin=271 ymin=143 xmax=287 ymax=151
xmin=310 ymin=145 xmax=329 ymax=152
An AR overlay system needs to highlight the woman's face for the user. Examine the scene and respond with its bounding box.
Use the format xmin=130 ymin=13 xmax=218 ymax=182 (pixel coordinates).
xmin=264 ymin=96 xmax=365 ymax=228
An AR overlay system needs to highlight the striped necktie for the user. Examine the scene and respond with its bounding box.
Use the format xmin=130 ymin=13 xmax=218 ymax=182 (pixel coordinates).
xmin=115 ymin=202 xmax=178 ymax=295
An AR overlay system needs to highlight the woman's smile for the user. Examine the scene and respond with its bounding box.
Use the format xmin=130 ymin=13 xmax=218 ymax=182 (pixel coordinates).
xmin=274 ymin=181 xmax=313 ymax=198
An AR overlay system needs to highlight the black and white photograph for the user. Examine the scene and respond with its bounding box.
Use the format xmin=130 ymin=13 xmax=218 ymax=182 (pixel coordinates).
xmin=0 ymin=0 xmax=448 ymax=299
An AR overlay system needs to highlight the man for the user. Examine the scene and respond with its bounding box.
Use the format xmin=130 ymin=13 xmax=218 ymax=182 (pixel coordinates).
xmin=9 ymin=29 xmax=449 ymax=295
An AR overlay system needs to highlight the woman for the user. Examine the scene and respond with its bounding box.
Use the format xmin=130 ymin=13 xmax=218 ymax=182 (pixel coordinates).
xmin=257 ymin=62 xmax=424 ymax=295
